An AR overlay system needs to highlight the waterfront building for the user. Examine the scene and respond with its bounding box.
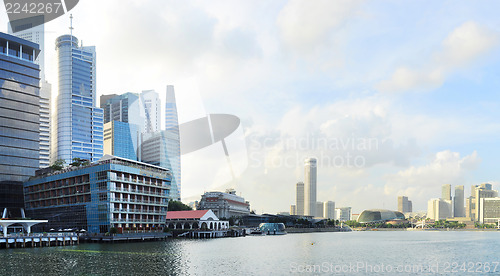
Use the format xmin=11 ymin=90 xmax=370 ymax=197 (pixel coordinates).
xmin=442 ymin=184 xmax=452 ymax=201
xmin=323 ymin=201 xmax=335 ymax=219
xmin=316 ymin=202 xmax=324 ymax=218
xmin=357 ymin=209 xmax=405 ymax=224
xmin=397 ymin=196 xmax=412 ymax=213
xmin=23 ymin=155 xmax=171 ymax=233
xmin=295 ymin=182 xmax=304 ymax=216
xmin=427 ymin=198 xmax=452 ymax=220
xmin=335 ymin=207 xmax=352 ymax=222
xmin=164 ymin=85 xmax=181 ymax=200
xmin=197 ymin=189 xmax=250 ymax=219
xmin=304 ymin=158 xmax=317 ymax=217
xmin=103 ymin=121 xmax=140 ymax=161
xmin=8 ymin=16 xmax=52 ymax=168
xmin=52 ymin=33 xmax=103 ymax=164
xmin=165 ymin=210 xmax=229 ymax=231
xmin=140 ymin=90 xmax=161 ymax=133
xmin=290 ymin=205 xmax=296 ymax=216
xmin=468 ymin=184 xmax=498 ymax=221
xmin=0 ymin=32 xmax=40 ymax=218
xmin=454 ymin=185 xmax=465 ymax=217
xmin=478 ymin=197 xmax=500 ymax=224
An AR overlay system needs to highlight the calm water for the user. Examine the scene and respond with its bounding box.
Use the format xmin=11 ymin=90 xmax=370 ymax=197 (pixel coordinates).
xmin=1 ymin=231 xmax=499 ymax=275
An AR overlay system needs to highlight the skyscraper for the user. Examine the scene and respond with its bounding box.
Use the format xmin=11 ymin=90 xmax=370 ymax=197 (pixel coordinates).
xmin=442 ymin=184 xmax=452 ymax=201
xmin=103 ymin=121 xmax=140 ymax=160
xmin=323 ymin=201 xmax=335 ymax=219
xmin=316 ymin=202 xmax=324 ymax=218
xmin=398 ymin=196 xmax=412 ymax=213
xmin=0 ymin=32 xmax=41 ymax=217
xmin=140 ymin=90 xmax=161 ymax=133
xmin=100 ymin=92 xmax=141 ymax=126
xmin=52 ymin=34 xmax=103 ymax=164
xmin=164 ymin=85 xmax=181 ymax=199
xmin=9 ymin=15 xmax=52 ymax=168
xmin=454 ymin=185 xmax=465 ymax=217
xmin=304 ymin=157 xmax=317 ymax=217
xmin=296 ymin=182 xmax=304 ymax=216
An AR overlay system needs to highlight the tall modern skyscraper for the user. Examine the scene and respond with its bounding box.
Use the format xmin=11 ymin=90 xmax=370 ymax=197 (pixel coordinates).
xmin=442 ymin=184 xmax=452 ymax=201
xmin=101 ymin=92 xmax=141 ymax=125
xmin=164 ymin=85 xmax=181 ymax=199
xmin=9 ymin=15 xmax=52 ymax=168
xmin=304 ymin=158 xmax=317 ymax=217
xmin=323 ymin=201 xmax=335 ymax=219
xmin=140 ymin=90 xmax=161 ymax=133
xmin=454 ymin=185 xmax=465 ymax=217
xmin=296 ymin=182 xmax=304 ymax=216
xmin=0 ymin=32 xmax=40 ymax=217
xmin=103 ymin=121 xmax=140 ymax=161
xmin=52 ymin=34 xmax=104 ymax=164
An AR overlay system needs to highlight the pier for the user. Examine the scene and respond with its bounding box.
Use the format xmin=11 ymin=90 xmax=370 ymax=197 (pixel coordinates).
xmin=0 ymin=233 xmax=79 ymax=249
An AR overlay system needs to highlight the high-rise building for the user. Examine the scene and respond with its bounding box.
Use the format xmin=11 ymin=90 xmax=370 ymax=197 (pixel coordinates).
xmin=9 ymin=16 xmax=52 ymax=168
xmin=335 ymin=207 xmax=352 ymax=221
xmin=140 ymin=90 xmax=161 ymax=133
xmin=141 ymin=130 xmax=180 ymax=200
xmin=103 ymin=121 xmax=140 ymax=161
xmin=427 ymin=198 xmax=452 ymax=220
xmin=304 ymin=158 xmax=317 ymax=217
xmin=468 ymin=183 xmax=497 ymax=221
xmin=290 ymin=205 xmax=296 ymax=216
xmin=164 ymin=85 xmax=181 ymax=199
xmin=52 ymin=34 xmax=103 ymax=164
xmin=316 ymin=202 xmax=324 ymax=218
xmin=454 ymin=185 xmax=465 ymax=217
xmin=100 ymin=92 xmax=141 ymax=126
xmin=397 ymin=196 xmax=412 ymax=213
xmin=478 ymin=197 xmax=500 ymax=224
xmin=295 ymin=182 xmax=304 ymax=216
xmin=323 ymin=201 xmax=335 ymax=219
xmin=442 ymin=184 xmax=452 ymax=201
xmin=0 ymin=32 xmax=41 ymax=217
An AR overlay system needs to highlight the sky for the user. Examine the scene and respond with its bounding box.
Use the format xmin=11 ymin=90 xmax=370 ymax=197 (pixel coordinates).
xmin=2 ymin=0 xmax=500 ymax=214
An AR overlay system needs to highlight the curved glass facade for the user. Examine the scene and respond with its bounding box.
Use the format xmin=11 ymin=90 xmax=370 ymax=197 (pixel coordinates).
xmin=259 ymin=223 xmax=286 ymax=233
xmin=357 ymin=209 xmax=405 ymax=223
xmin=53 ymin=35 xmax=103 ymax=164
xmin=0 ymin=32 xmax=40 ymax=215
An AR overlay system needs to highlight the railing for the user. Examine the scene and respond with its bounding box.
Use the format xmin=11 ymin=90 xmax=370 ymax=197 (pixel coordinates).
xmin=110 ymin=218 xmax=163 ymax=223
xmin=110 ymin=208 xmax=165 ymax=215
xmin=110 ymin=187 xmax=166 ymax=197
xmin=110 ymin=198 xmax=165 ymax=205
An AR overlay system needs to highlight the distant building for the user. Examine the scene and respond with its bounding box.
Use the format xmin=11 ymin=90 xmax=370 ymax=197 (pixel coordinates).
xmin=164 ymin=85 xmax=181 ymax=199
xmin=397 ymin=196 xmax=412 ymax=213
xmin=304 ymin=158 xmax=317 ymax=217
xmin=23 ymin=155 xmax=171 ymax=233
xmin=442 ymin=184 xmax=452 ymax=201
xmin=295 ymin=182 xmax=304 ymax=216
xmin=316 ymin=202 xmax=323 ymax=218
xmin=336 ymin=207 xmax=352 ymax=221
xmin=0 ymin=32 xmax=41 ymax=218
xmin=103 ymin=121 xmax=140 ymax=161
xmin=290 ymin=205 xmax=296 ymax=216
xmin=140 ymin=90 xmax=161 ymax=133
xmin=165 ymin=210 xmax=229 ymax=233
xmin=357 ymin=209 xmax=405 ymax=223
xmin=323 ymin=201 xmax=335 ymax=219
xmin=427 ymin=198 xmax=452 ymax=220
xmin=478 ymin=197 xmax=500 ymax=224
xmin=454 ymin=185 xmax=465 ymax=217
xmin=197 ymin=189 xmax=250 ymax=218
xmin=468 ymin=184 xmax=498 ymax=221
xmin=100 ymin=92 xmax=141 ymax=126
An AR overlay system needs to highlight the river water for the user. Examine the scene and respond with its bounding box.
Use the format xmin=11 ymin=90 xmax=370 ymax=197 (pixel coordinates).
xmin=1 ymin=231 xmax=499 ymax=275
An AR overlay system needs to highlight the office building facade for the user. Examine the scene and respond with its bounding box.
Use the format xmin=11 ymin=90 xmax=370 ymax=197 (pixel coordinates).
xmin=103 ymin=121 xmax=140 ymax=161
xmin=454 ymin=185 xmax=465 ymax=217
xmin=23 ymin=155 xmax=171 ymax=233
xmin=323 ymin=201 xmax=335 ymax=220
xmin=52 ymin=34 xmax=104 ymax=164
xmin=140 ymin=90 xmax=161 ymax=133
xmin=304 ymin=158 xmax=317 ymax=217
xmin=427 ymin=198 xmax=452 ymax=220
xmin=316 ymin=202 xmax=324 ymax=218
xmin=0 ymin=32 xmax=40 ymax=217
xmin=295 ymin=182 xmax=304 ymax=216
xmin=442 ymin=184 xmax=452 ymax=201
xmin=478 ymin=197 xmax=500 ymax=224
xmin=336 ymin=207 xmax=352 ymax=222
xmin=164 ymin=85 xmax=181 ymax=199
xmin=290 ymin=205 xmax=296 ymax=216
xmin=398 ymin=196 xmax=412 ymax=213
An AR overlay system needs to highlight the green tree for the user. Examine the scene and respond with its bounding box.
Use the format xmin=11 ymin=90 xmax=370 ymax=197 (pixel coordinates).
xmin=167 ymin=200 xmax=192 ymax=211
xmin=70 ymin=158 xmax=90 ymax=167
xmin=50 ymin=159 xmax=66 ymax=171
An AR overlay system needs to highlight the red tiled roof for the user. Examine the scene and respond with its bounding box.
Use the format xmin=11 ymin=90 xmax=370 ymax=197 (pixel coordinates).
xmin=166 ymin=210 xmax=209 ymax=219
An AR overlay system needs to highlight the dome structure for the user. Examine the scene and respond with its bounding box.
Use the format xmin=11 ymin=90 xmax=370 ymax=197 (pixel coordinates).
xmin=357 ymin=209 xmax=405 ymax=223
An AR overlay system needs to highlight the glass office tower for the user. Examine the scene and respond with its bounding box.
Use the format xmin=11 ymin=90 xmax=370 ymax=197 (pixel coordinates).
xmin=53 ymin=35 xmax=103 ymax=165
xmin=0 ymin=32 xmax=40 ymax=217
xmin=165 ymin=85 xmax=181 ymax=199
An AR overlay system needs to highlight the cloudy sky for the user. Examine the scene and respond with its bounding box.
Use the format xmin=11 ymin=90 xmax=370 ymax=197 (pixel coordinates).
xmin=2 ymin=0 xmax=500 ymax=214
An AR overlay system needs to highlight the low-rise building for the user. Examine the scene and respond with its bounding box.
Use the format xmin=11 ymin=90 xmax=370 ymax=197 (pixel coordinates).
xmin=197 ymin=189 xmax=250 ymax=218
xmin=23 ymin=155 xmax=171 ymax=233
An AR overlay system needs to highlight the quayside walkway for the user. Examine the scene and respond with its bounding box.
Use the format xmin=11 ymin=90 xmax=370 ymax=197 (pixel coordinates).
xmin=0 ymin=233 xmax=79 ymax=249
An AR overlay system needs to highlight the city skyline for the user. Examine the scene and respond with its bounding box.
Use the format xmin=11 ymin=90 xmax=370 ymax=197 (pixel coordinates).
xmin=1 ymin=1 xmax=500 ymax=214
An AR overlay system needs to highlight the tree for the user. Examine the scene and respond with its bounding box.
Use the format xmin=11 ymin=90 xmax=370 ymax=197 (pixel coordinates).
xmin=168 ymin=200 xmax=192 ymax=211
xmin=50 ymin=159 xmax=66 ymax=171
xmin=70 ymin=158 xmax=90 ymax=167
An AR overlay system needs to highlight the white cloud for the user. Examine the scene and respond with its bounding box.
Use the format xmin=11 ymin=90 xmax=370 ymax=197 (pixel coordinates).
xmin=376 ymin=21 xmax=499 ymax=93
